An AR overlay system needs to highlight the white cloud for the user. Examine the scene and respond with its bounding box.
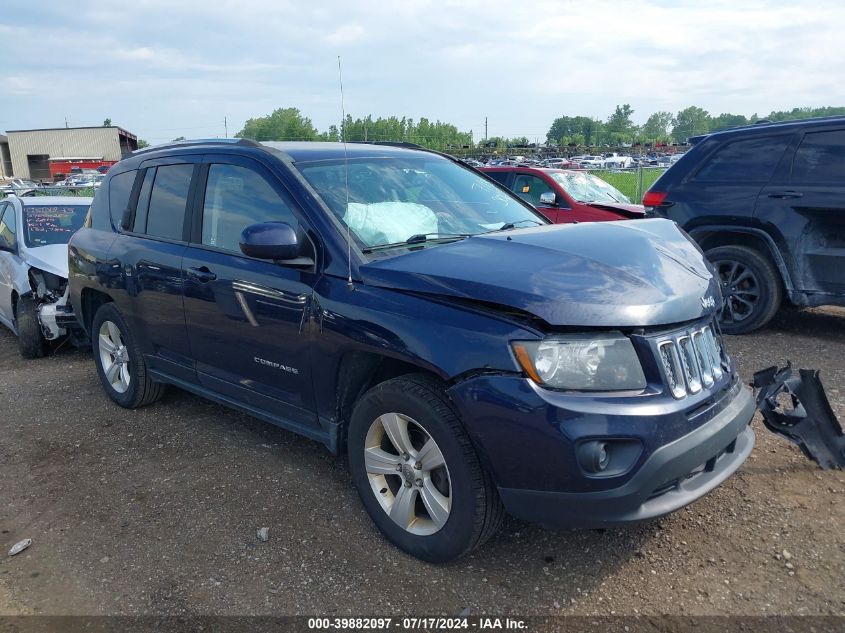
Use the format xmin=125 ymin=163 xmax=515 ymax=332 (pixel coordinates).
xmin=1 ymin=0 xmax=844 ymax=140
xmin=322 ymin=24 xmax=366 ymax=45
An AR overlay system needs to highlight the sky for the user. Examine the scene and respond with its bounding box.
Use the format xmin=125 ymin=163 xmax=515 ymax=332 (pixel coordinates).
xmin=2 ymin=0 xmax=843 ymax=143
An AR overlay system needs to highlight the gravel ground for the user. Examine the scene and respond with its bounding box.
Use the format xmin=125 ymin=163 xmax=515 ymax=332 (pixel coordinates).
xmin=0 ymin=307 xmax=843 ymax=617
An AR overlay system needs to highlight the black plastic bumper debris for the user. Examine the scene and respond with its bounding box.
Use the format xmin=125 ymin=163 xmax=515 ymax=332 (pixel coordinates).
xmin=753 ymin=363 xmax=845 ymax=470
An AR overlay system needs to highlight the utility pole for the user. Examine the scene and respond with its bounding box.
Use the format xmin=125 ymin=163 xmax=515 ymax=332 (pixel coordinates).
xmin=484 ymin=117 xmax=488 ymax=142
xmin=224 ymin=116 xmax=228 ymax=138
xmin=65 ymin=117 xmax=68 ymax=129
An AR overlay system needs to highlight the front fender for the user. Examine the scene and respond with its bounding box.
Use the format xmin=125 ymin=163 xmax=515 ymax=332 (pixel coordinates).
xmin=309 ymin=275 xmax=537 ymax=423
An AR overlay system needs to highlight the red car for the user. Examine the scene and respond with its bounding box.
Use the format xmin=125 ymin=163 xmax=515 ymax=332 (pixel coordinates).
xmin=481 ymin=166 xmax=645 ymax=223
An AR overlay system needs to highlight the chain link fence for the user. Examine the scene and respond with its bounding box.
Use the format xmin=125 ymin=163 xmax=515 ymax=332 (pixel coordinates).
xmin=585 ymin=167 xmax=666 ymax=203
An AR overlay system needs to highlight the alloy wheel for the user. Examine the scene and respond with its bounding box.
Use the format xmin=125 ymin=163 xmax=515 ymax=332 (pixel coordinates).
xmin=98 ymin=320 xmax=131 ymax=393
xmin=363 ymin=412 xmax=452 ymax=535
xmin=713 ymin=259 xmax=761 ymax=325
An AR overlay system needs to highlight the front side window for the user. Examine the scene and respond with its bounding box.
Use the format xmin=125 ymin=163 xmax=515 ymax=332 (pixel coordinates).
xmin=694 ymin=135 xmax=790 ymax=182
xmin=201 ymin=164 xmax=298 ymax=253
xmin=296 ymin=155 xmax=544 ymax=254
xmin=145 ymin=164 xmax=194 ymax=240
xmin=22 ymin=205 xmax=88 ymax=247
xmin=791 ymin=129 xmax=845 ymax=183
xmin=0 ymin=204 xmax=16 ymax=250
xmin=511 ymin=174 xmax=554 ymax=206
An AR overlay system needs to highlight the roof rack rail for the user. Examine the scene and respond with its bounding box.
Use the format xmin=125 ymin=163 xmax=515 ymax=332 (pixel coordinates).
xmin=132 ymin=138 xmax=261 ymax=156
xmin=348 ymin=141 xmax=426 ymax=150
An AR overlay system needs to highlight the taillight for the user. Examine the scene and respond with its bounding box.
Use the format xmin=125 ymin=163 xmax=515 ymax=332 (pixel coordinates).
xmin=642 ymin=190 xmax=668 ymax=207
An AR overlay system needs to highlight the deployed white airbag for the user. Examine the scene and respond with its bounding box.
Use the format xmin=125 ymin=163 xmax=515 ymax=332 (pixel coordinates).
xmin=344 ymin=202 xmax=438 ymax=246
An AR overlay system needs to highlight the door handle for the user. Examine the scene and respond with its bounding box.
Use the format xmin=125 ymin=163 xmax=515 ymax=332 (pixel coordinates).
xmin=187 ymin=266 xmax=217 ymax=283
xmin=768 ymin=191 xmax=804 ymax=199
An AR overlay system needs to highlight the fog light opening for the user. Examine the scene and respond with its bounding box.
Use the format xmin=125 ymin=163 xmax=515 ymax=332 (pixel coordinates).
xmin=596 ymin=442 xmax=610 ymax=471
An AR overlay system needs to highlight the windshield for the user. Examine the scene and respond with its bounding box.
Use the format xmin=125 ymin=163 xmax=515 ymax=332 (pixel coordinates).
xmin=296 ymin=155 xmax=545 ymax=253
xmin=23 ymin=205 xmax=88 ymax=247
xmin=550 ymin=171 xmax=632 ymax=204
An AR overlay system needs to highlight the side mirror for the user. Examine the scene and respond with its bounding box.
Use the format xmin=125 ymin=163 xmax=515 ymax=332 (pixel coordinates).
xmin=240 ymin=222 xmax=312 ymax=266
xmin=539 ymin=191 xmax=557 ymax=206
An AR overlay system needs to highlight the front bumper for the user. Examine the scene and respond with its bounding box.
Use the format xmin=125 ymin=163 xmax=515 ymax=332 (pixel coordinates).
xmin=448 ymin=374 xmax=756 ymax=529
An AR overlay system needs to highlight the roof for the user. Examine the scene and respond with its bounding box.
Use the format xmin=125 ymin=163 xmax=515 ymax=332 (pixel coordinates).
xmin=261 ymin=141 xmax=434 ymax=162
xmin=692 ymin=115 xmax=845 ymax=144
xmin=5 ymin=126 xmax=135 ymax=136
xmin=128 ymin=139 xmax=437 ymax=164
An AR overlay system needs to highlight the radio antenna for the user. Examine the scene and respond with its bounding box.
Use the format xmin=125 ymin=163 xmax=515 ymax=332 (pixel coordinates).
xmin=338 ymin=55 xmax=353 ymax=291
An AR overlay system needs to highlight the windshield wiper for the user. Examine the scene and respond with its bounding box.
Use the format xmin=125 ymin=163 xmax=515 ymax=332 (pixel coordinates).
xmin=483 ymin=219 xmax=544 ymax=233
xmin=362 ymin=233 xmax=472 ymax=253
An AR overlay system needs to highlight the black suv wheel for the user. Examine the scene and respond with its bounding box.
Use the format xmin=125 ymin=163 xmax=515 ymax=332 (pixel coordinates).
xmin=706 ymin=245 xmax=782 ymax=334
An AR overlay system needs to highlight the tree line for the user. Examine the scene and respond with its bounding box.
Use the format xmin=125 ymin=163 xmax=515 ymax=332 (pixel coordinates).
xmin=235 ymin=108 xmax=472 ymax=151
xmin=547 ymin=105 xmax=845 ymax=147
xmin=134 ymin=105 xmax=845 ymax=151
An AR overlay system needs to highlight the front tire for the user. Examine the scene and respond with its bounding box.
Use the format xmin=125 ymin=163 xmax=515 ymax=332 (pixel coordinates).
xmin=348 ymin=374 xmax=503 ymax=562
xmin=16 ymin=296 xmax=46 ymax=359
xmin=706 ymin=244 xmax=782 ymax=335
xmin=92 ymin=302 xmax=166 ymax=408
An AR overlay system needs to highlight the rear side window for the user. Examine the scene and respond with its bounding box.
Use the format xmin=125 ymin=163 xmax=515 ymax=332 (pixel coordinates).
xmin=144 ymin=164 xmax=194 ymax=240
xmin=791 ymin=129 xmax=845 ymax=183
xmin=694 ymin=136 xmax=790 ymax=182
xmin=0 ymin=204 xmax=16 ymax=250
xmin=108 ymin=171 xmax=136 ymax=228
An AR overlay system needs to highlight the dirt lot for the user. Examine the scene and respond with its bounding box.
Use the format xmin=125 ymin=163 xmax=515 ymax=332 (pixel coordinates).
xmin=0 ymin=307 xmax=843 ymax=618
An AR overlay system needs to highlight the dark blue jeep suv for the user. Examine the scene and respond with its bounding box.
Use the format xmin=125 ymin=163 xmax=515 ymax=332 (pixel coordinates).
xmin=68 ymin=139 xmax=756 ymax=562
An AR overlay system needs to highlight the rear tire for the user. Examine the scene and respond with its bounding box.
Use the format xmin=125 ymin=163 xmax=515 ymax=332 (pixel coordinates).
xmin=16 ymin=296 xmax=46 ymax=359
xmin=92 ymin=302 xmax=166 ymax=408
xmin=706 ymin=244 xmax=782 ymax=335
xmin=348 ymin=374 xmax=504 ymax=562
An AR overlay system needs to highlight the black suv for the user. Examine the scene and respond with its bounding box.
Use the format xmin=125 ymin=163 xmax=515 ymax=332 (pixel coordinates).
xmin=68 ymin=139 xmax=755 ymax=562
xmin=644 ymin=116 xmax=845 ymax=333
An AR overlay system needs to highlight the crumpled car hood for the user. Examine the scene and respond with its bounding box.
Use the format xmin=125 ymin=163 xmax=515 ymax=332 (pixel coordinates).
xmin=586 ymin=201 xmax=646 ymax=218
xmin=359 ymin=218 xmax=721 ymax=327
xmin=22 ymin=244 xmax=69 ymax=278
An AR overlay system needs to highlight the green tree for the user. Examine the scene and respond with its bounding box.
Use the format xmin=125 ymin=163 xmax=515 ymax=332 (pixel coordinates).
xmin=137 ymin=139 xmax=150 ymax=149
xmin=672 ymin=106 xmax=711 ymax=142
xmin=606 ymin=104 xmax=636 ymax=141
xmin=710 ymin=113 xmax=749 ymax=131
xmin=103 ymin=118 xmax=112 ymax=127
xmin=765 ymin=106 xmax=845 ymax=121
xmin=236 ymin=107 xmax=319 ymax=141
xmin=171 ymin=136 xmax=186 ymax=142
xmin=640 ymin=111 xmax=673 ymax=142
xmin=547 ymin=116 xmax=601 ymax=146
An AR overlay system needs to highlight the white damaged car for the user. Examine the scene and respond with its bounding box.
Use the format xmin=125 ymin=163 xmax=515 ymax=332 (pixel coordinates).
xmin=0 ymin=195 xmax=91 ymax=357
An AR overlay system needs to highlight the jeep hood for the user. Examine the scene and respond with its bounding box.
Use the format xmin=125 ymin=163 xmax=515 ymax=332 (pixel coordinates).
xmin=359 ymin=218 xmax=721 ymax=327
xmin=23 ymin=244 xmax=69 ymax=279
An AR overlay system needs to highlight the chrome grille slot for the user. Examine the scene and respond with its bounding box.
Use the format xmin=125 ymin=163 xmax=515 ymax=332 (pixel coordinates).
xmin=657 ymin=323 xmax=728 ymax=399
xmin=692 ymin=331 xmax=714 ymax=388
xmin=702 ymin=326 xmax=724 ymax=381
xmin=659 ymin=341 xmax=687 ymax=399
xmin=677 ymin=336 xmax=702 ymax=394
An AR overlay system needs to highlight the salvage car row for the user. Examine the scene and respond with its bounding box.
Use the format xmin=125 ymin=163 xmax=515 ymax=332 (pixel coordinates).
xmin=0 ymin=117 xmax=842 ymax=562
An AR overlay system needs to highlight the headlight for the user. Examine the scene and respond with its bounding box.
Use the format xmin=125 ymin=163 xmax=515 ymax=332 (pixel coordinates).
xmin=511 ymin=333 xmax=647 ymax=391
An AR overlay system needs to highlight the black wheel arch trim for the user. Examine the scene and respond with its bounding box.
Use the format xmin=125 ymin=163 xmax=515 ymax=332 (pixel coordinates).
xmin=688 ymin=225 xmax=794 ymax=293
